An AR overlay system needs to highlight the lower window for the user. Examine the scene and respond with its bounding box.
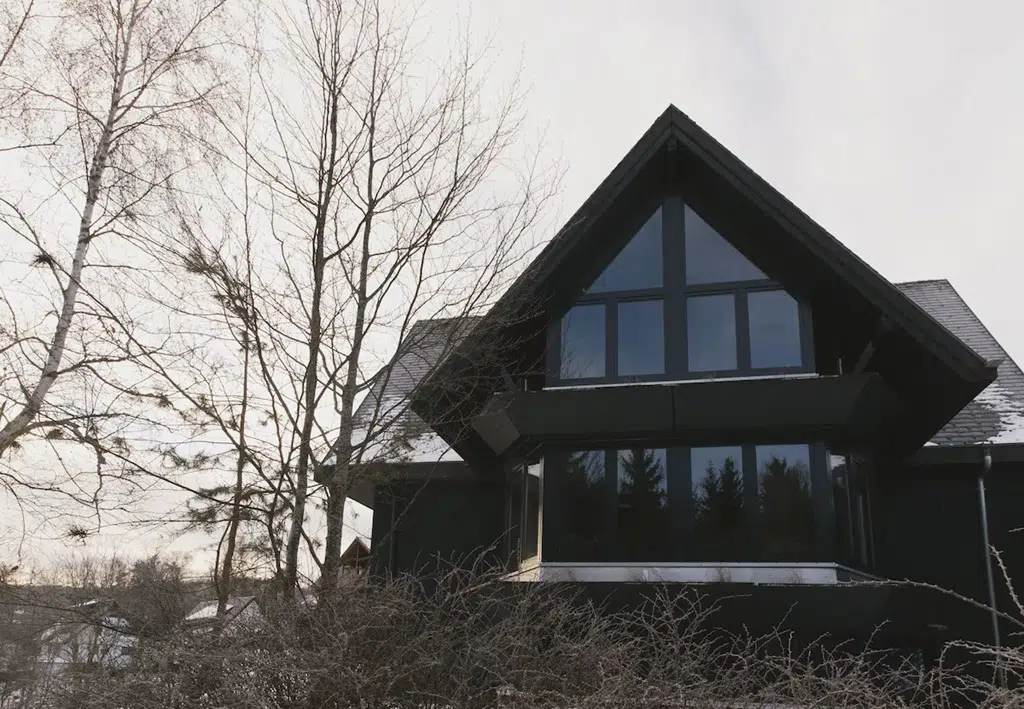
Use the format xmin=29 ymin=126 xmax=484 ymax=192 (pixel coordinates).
xmin=616 ymin=448 xmax=669 ymax=561
xmin=543 ymin=442 xmax=831 ymax=565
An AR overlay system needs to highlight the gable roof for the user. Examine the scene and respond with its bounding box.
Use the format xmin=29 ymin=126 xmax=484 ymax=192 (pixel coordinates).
xmin=413 ymin=105 xmax=997 ymax=453
xmin=899 ymin=280 xmax=1024 ymax=445
xmin=340 ymin=537 xmax=371 ymax=567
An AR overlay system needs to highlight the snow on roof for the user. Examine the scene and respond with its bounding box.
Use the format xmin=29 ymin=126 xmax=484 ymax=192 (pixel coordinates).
xmin=972 ymin=381 xmax=1024 ymax=445
xmin=399 ymin=428 xmax=463 ymax=463
xmin=183 ymin=597 xmax=256 ymax=623
xmin=186 ymin=600 xmax=228 ymax=621
xmin=898 ymin=280 xmax=1024 ymax=446
xmin=322 ymin=392 xmax=463 ymax=466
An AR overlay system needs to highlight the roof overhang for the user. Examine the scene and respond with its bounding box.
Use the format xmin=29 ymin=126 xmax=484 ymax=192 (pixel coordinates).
xmin=472 ymin=374 xmax=903 ymax=456
xmin=911 ymin=442 xmax=1024 ymax=468
xmin=412 ymin=106 xmax=998 ymax=456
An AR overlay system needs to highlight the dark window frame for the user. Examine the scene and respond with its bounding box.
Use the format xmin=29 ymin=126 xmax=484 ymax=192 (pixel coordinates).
xmin=542 ymin=441 xmax=837 ymax=565
xmin=548 ymin=195 xmax=816 ymax=386
xmin=505 ymin=460 xmax=543 ymax=569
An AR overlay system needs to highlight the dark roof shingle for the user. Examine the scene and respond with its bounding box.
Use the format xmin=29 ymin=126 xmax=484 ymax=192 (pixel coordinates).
xmin=897 ymin=279 xmax=1024 ymax=445
xmin=348 ymin=318 xmax=480 ymax=463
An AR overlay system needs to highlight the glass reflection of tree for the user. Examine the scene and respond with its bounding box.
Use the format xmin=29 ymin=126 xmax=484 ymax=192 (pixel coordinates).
xmin=563 ymin=451 xmax=605 ymax=560
xmin=693 ymin=456 xmax=745 ymax=560
xmin=617 ymin=448 xmax=668 ymax=560
xmin=758 ymin=456 xmax=814 ymax=560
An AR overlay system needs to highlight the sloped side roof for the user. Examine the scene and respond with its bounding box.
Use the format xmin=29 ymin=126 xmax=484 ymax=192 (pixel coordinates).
xmin=348 ymin=318 xmax=481 ymax=464
xmin=898 ymin=279 xmax=1024 ymax=445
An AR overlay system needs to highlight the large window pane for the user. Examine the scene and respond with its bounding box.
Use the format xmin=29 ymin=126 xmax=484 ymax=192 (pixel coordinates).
xmin=756 ymin=444 xmax=814 ymax=561
xmin=828 ymin=453 xmax=856 ymax=567
xmin=561 ymin=305 xmax=605 ymax=379
xmin=691 ymin=447 xmax=745 ymax=560
xmin=562 ymin=451 xmax=607 ymax=561
xmin=687 ymin=295 xmax=737 ymax=372
xmin=685 ymin=206 xmax=766 ymax=285
xmin=616 ymin=448 xmax=669 ymax=561
xmin=749 ymin=290 xmax=802 ymax=368
xmin=587 ymin=208 xmax=663 ymax=293
xmin=829 ymin=453 xmax=872 ymax=568
xmin=522 ymin=463 xmax=541 ymax=561
xmin=505 ymin=470 xmax=523 ymax=568
xmin=617 ymin=300 xmax=664 ymax=376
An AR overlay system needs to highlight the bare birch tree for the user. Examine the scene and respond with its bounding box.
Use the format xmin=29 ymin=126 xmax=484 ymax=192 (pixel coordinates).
xmin=0 ymin=0 xmax=34 ymax=73
xmin=138 ymin=0 xmax=558 ymax=597
xmin=0 ymin=0 xmax=227 ymax=532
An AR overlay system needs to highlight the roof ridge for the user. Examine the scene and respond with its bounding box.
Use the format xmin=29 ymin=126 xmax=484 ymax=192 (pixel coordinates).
xmin=895 ymin=278 xmax=952 ymax=287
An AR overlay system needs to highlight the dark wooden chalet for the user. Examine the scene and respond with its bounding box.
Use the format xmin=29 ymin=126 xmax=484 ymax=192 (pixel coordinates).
xmin=354 ymin=105 xmax=1024 ymax=656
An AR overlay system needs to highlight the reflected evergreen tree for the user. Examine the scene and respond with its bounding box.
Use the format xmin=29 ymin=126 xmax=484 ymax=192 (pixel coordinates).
xmin=618 ymin=448 xmax=666 ymax=510
xmin=617 ymin=448 xmax=668 ymax=560
xmin=693 ymin=456 xmax=745 ymax=559
xmin=758 ymin=456 xmax=814 ymax=560
xmin=562 ymin=451 xmax=606 ymax=560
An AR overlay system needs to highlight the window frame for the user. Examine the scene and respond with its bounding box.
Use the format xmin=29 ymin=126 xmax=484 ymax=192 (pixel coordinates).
xmin=547 ymin=195 xmax=816 ymax=386
xmin=541 ymin=441 xmax=838 ymax=566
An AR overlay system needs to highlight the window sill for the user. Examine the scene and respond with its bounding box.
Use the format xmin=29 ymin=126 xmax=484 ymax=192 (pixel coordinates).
xmin=545 ymin=372 xmax=820 ymax=391
xmin=501 ymin=561 xmax=878 ymax=585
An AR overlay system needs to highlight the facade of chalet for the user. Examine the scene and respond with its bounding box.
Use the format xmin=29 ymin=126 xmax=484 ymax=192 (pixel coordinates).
xmin=356 ymin=106 xmax=1024 ymax=653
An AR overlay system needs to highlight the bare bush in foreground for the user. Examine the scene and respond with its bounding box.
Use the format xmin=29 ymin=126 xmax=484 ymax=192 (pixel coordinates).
xmin=11 ymin=565 xmax=1024 ymax=709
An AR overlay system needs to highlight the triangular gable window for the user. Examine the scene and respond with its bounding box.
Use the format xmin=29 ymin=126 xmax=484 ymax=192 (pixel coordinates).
xmin=558 ymin=199 xmax=809 ymax=382
xmin=586 ymin=208 xmax=663 ymax=293
xmin=684 ymin=206 xmax=765 ymax=285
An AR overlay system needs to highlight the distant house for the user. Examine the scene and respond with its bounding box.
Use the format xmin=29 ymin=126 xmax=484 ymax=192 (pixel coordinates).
xmin=182 ymin=596 xmax=263 ymax=636
xmin=36 ymin=599 xmax=136 ymax=675
xmin=356 ymin=105 xmax=1024 ymax=656
xmin=339 ymin=538 xmax=371 ymax=578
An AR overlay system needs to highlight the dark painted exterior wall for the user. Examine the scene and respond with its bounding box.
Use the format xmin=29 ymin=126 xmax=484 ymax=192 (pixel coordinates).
xmin=368 ymin=456 xmax=1024 ymax=652
xmin=873 ymin=465 xmax=985 ymax=601
xmin=370 ymin=478 xmax=504 ymax=578
xmin=869 ymin=460 xmax=1024 ymax=645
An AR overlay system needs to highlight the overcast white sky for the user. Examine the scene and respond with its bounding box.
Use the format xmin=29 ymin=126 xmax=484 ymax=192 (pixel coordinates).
xmin=462 ymin=0 xmax=1024 ymax=364
xmin=6 ymin=0 xmax=1024 ymax=575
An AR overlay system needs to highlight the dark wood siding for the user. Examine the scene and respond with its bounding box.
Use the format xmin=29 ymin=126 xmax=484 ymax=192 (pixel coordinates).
xmin=870 ymin=460 xmax=1024 ymax=645
xmin=872 ymin=465 xmax=984 ymax=600
xmin=370 ymin=480 xmax=504 ymax=577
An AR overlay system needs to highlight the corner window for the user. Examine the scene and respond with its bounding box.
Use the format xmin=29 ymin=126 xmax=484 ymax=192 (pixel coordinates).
xmin=522 ymin=463 xmax=541 ymax=561
xmin=829 ymin=453 xmax=873 ymax=569
xmin=561 ymin=305 xmax=605 ymax=379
